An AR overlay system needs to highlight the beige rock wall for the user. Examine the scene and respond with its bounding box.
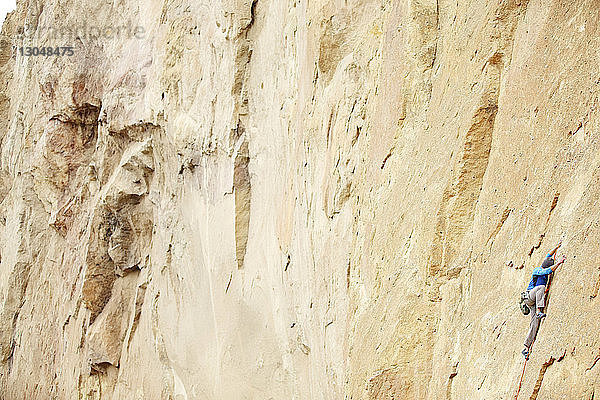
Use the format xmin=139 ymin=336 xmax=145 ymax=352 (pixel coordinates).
xmin=0 ymin=0 xmax=599 ymax=399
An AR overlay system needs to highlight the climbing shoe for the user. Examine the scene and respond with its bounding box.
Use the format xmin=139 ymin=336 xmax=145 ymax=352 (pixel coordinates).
xmin=521 ymin=348 xmax=529 ymax=358
xmin=535 ymin=312 xmax=546 ymax=320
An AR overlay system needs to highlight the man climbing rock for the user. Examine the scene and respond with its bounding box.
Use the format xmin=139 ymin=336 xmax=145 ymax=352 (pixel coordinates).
xmin=521 ymin=241 xmax=566 ymax=358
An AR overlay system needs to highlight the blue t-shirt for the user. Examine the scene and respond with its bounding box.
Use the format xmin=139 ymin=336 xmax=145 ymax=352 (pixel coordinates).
xmin=526 ymin=254 xmax=554 ymax=290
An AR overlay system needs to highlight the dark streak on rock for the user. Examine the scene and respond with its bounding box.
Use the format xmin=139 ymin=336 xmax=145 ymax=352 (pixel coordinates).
xmin=529 ymin=356 xmax=555 ymax=400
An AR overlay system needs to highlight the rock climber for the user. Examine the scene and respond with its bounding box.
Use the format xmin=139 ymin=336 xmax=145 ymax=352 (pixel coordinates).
xmin=521 ymin=241 xmax=566 ymax=358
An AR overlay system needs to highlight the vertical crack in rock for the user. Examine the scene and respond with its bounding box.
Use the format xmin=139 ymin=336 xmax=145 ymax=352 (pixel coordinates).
xmin=587 ymin=353 xmax=600 ymax=371
xmin=446 ymin=362 xmax=459 ymax=399
xmin=126 ymin=282 xmax=147 ymax=352
xmin=528 ymin=193 xmax=560 ymax=257
xmin=591 ymin=267 xmax=600 ymax=299
xmin=232 ymin=44 xmax=252 ymax=119
xmin=528 ymin=234 xmax=545 ymax=257
xmin=229 ymin=0 xmax=258 ymax=269
xmin=234 ymin=129 xmax=250 ymax=269
xmin=487 ymin=207 xmax=511 ymax=245
xmin=529 ymin=356 xmax=555 ymax=400
xmin=545 ymin=193 xmax=560 ymax=225
xmin=346 ymin=260 xmax=351 ymax=289
xmin=230 ymin=0 xmax=257 ymax=119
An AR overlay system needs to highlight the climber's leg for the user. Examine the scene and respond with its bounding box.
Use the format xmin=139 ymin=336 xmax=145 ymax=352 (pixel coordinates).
xmin=523 ymin=304 xmax=540 ymax=353
xmin=522 ymin=286 xmax=544 ymax=356
xmin=533 ymin=285 xmax=547 ymax=319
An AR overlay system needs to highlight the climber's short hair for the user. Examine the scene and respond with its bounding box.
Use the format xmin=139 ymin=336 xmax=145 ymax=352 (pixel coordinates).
xmin=541 ymin=256 xmax=555 ymax=269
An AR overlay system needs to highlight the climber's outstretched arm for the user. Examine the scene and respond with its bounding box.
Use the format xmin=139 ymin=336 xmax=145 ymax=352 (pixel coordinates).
xmin=547 ymin=240 xmax=562 ymax=258
xmin=551 ymin=255 xmax=566 ymax=272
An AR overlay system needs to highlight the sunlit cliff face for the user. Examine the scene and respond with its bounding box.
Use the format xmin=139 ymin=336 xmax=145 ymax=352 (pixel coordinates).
xmin=0 ymin=0 xmax=599 ymax=399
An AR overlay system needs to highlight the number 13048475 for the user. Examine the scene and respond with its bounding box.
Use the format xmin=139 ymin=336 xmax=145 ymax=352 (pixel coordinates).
xmin=14 ymin=46 xmax=75 ymax=56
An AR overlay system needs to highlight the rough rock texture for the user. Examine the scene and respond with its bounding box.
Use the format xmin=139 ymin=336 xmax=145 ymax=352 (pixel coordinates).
xmin=0 ymin=0 xmax=599 ymax=399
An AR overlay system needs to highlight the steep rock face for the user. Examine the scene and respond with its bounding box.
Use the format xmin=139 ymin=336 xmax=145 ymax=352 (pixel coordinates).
xmin=0 ymin=0 xmax=599 ymax=399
